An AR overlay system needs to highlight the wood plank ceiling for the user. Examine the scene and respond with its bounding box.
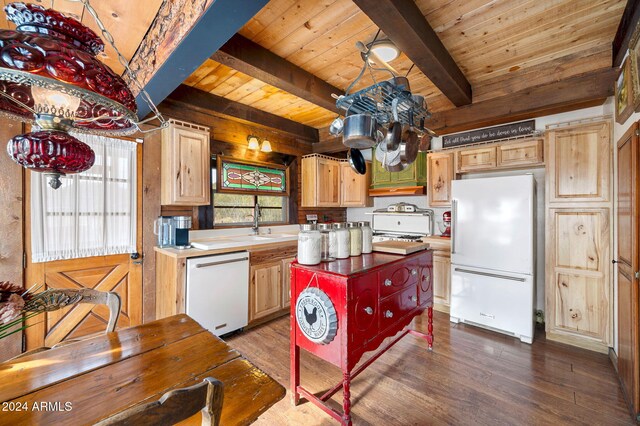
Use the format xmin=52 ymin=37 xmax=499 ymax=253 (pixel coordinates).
xmin=0 ymin=0 xmax=163 ymax=76
xmin=184 ymin=0 xmax=625 ymax=131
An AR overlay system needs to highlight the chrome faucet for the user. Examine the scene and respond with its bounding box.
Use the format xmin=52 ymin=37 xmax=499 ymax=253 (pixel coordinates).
xmin=252 ymin=202 xmax=261 ymax=234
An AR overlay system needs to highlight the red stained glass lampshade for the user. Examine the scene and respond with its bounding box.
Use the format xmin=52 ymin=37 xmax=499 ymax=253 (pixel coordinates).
xmin=0 ymin=2 xmax=139 ymax=188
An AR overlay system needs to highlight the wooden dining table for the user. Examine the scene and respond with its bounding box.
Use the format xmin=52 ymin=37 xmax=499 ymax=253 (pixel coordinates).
xmin=0 ymin=314 xmax=285 ymax=425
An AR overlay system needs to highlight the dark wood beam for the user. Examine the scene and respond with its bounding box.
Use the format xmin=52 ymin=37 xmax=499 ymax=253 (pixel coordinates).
xmin=613 ymin=0 xmax=640 ymax=67
xmin=135 ymin=0 xmax=269 ymax=119
xmin=165 ymin=85 xmax=318 ymax=143
xmin=211 ymin=34 xmax=342 ymax=113
xmin=353 ymin=0 xmax=471 ymax=107
xmin=427 ymin=68 xmax=616 ymax=135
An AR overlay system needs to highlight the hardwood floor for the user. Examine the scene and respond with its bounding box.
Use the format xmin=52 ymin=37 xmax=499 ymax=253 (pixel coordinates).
xmin=226 ymin=311 xmax=633 ymax=425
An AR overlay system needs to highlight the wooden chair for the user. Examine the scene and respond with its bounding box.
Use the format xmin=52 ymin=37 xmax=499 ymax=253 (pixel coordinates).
xmin=95 ymin=377 xmax=224 ymax=426
xmin=8 ymin=288 xmax=121 ymax=360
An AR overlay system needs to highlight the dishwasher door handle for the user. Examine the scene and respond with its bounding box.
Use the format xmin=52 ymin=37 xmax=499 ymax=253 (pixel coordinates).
xmin=195 ymin=257 xmax=249 ymax=269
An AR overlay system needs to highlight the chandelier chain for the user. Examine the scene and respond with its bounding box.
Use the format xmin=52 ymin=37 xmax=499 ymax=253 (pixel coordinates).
xmin=68 ymin=0 xmax=167 ymax=131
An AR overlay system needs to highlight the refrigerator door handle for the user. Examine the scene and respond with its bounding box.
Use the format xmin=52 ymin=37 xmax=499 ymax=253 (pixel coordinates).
xmin=453 ymin=267 xmax=526 ymax=282
xmin=451 ymin=199 xmax=457 ymax=254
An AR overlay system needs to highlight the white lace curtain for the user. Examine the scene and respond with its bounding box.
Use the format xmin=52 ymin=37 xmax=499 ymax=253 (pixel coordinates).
xmin=31 ymin=134 xmax=137 ymax=263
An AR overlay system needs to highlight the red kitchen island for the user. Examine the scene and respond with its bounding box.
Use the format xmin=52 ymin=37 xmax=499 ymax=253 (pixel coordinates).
xmin=290 ymin=250 xmax=434 ymax=425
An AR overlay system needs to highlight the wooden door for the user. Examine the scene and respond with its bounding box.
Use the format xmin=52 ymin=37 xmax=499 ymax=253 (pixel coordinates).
xmin=340 ymin=162 xmax=371 ymax=207
xmin=457 ymin=146 xmax=496 ymax=172
xmin=24 ymin=147 xmax=143 ymax=350
xmin=545 ymin=208 xmax=610 ymax=351
xmin=428 ymin=153 xmax=453 ymax=207
xmin=161 ymin=120 xmax=210 ymax=206
xmin=547 ymin=121 xmax=610 ymax=204
xmin=317 ymin=157 xmax=340 ymax=207
xmin=281 ymin=257 xmax=296 ymax=309
xmin=616 ymin=122 xmax=640 ymax=419
xmin=249 ymin=262 xmax=282 ymax=321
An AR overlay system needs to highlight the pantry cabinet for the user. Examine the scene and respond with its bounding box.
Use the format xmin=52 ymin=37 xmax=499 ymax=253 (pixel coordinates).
xmin=161 ymin=119 xmax=210 ymax=206
xmin=301 ymin=154 xmax=371 ymax=207
xmin=545 ymin=120 xmax=612 ymax=353
xmin=427 ymin=152 xmax=454 ymax=207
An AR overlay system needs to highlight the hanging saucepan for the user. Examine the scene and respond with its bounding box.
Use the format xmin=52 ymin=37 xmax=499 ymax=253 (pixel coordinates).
xmin=342 ymin=112 xmax=379 ymax=149
xmin=418 ymin=133 xmax=432 ymax=152
xmin=347 ymin=148 xmax=366 ymax=175
xmin=329 ymin=116 xmax=344 ymax=136
xmin=384 ymin=98 xmax=402 ymax=151
xmin=400 ymin=113 xmax=419 ymax=165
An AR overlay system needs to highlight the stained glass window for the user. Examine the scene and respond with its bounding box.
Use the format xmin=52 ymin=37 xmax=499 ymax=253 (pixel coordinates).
xmin=220 ymin=161 xmax=287 ymax=193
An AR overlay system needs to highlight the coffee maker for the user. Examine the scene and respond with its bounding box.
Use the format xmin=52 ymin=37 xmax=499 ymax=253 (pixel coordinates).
xmin=173 ymin=216 xmax=192 ymax=249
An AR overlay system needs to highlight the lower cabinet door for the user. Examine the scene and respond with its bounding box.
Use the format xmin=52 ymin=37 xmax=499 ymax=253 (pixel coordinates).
xmin=250 ymin=262 xmax=282 ymax=321
xmin=281 ymin=257 xmax=296 ymax=309
xmin=433 ymin=252 xmax=451 ymax=309
xmin=348 ymin=276 xmax=379 ymax=349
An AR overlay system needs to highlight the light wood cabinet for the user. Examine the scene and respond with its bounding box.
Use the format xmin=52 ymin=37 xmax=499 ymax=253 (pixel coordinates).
xmin=457 ymin=146 xmax=496 ymax=172
xmin=340 ymin=161 xmax=372 ymax=207
xmin=250 ymin=262 xmax=283 ymax=322
xmin=427 ymin=152 xmax=454 ymax=207
xmin=301 ymin=154 xmax=341 ymax=207
xmin=497 ymin=138 xmax=543 ymax=168
xmin=546 ymin=122 xmax=610 ymax=204
xmin=282 ymin=256 xmax=296 ymax=308
xmin=161 ymin=119 xmax=210 ymax=206
xmin=433 ymin=252 xmax=451 ymax=312
xmin=545 ymin=120 xmax=612 ymax=353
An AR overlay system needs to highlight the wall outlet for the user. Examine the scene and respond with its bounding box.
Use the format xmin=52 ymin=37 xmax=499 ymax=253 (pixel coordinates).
xmin=535 ymin=310 xmax=544 ymax=324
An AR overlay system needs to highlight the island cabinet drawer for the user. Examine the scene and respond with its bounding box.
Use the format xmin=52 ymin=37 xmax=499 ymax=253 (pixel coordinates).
xmin=348 ymin=276 xmax=379 ymax=349
xmin=379 ymin=284 xmax=419 ymax=331
xmin=379 ymin=261 xmax=420 ymax=297
xmin=418 ymin=262 xmax=434 ymax=307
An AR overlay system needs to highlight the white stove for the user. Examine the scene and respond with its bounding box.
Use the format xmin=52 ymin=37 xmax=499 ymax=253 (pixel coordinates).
xmin=369 ymin=203 xmax=434 ymax=243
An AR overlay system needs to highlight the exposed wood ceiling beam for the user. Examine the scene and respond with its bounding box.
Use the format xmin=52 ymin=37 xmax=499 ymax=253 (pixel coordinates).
xmin=211 ymin=34 xmax=342 ymax=113
xmin=165 ymin=85 xmax=319 ymax=143
xmin=353 ymin=0 xmax=471 ymax=107
xmin=426 ymin=68 xmax=616 ymax=135
xmin=613 ymin=0 xmax=640 ymax=67
xmin=135 ymin=0 xmax=269 ymax=119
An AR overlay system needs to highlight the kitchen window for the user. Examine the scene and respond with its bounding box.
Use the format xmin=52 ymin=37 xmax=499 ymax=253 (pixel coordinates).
xmin=210 ymin=157 xmax=289 ymax=226
xmin=30 ymin=134 xmax=137 ymax=262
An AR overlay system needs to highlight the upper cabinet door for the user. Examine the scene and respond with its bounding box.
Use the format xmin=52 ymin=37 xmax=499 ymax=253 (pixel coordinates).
xmin=161 ymin=120 xmax=210 ymax=206
xmin=546 ymin=121 xmax=610 ymax=204
xmin=427 ymin=152 xmax=454 ymax=207
xmin=317 ymin=157 xmax=341 ymax=206
xmin=340 ymin=162 xmax=372 ymax=207
xmin=457 ymin=146 xmax=496 ymax=173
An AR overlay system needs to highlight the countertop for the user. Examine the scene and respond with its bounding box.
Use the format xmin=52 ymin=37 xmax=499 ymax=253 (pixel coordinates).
xmin=155 ymin=238 xmax=297 ymax=259
xmin=293 ymin=250 xmax=431 ymax=278
xmin=421 ymin=235 xmax=451 ymax=251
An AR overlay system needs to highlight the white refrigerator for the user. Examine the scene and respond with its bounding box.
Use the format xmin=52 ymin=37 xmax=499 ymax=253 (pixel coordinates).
xmin=450 ymin=174 xmax=535 ymax=343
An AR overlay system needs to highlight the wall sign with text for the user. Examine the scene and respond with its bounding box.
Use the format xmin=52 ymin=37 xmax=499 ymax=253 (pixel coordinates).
xmin=442 ymin=120 xmax=536 ymax=148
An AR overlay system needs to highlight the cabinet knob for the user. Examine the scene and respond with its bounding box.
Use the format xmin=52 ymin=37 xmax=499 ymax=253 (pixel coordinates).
xmin=384 ymin=310 xmax=394 ymax=318
xmin=364 ymin=307 xmax=373 ymax=315
xmin=411 ymin=269 xmax=417 ymax=276
xmin=384 ymin=278 xmax=392 ymax=287
xmin=411 ymin=296 xmax=418 ymax=302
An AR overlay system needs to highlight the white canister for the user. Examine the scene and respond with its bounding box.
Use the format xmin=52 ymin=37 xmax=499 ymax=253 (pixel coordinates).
xmin=347 ymin=222 xmax=362 ymax=257
xmin=332 ymin=222 xmax=350 ymax=259
xmin=298 ymin=224 xmax=321 ymax=265
xmin=359 ymin=221 xmax=373 ymax=254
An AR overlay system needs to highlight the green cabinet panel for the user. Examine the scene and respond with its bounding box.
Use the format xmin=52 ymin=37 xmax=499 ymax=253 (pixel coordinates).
xmin=371 ymin=148 xmax=428 ymax=189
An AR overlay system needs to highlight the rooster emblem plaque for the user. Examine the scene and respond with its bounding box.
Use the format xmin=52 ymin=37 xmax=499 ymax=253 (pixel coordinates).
xmin=295 ymin=287 xmax=338 ymax=344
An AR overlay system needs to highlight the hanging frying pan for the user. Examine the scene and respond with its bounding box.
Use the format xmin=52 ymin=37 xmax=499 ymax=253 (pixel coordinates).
xmin=347 ymin=148 xmax=367 ymax=175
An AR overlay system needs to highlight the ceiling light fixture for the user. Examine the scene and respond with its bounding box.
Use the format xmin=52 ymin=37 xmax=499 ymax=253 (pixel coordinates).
xmin=0 ymin=2 xmax=166 ymax=189
xmin=366 ymin=39 xmax=400 ymax=63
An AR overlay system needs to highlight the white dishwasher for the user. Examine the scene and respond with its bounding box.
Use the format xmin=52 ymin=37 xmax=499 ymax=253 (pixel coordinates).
xmin=186 ymin=251 xmax=249 ymax=336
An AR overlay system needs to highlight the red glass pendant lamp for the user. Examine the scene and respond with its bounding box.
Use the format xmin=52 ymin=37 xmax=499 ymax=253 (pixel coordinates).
xmin=0 ymin=2 xmax=139 ymax=189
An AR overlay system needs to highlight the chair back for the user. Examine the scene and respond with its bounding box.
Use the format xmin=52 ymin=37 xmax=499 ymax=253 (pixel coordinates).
xmin=95 ymin=377 xmax=224 ymax=426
